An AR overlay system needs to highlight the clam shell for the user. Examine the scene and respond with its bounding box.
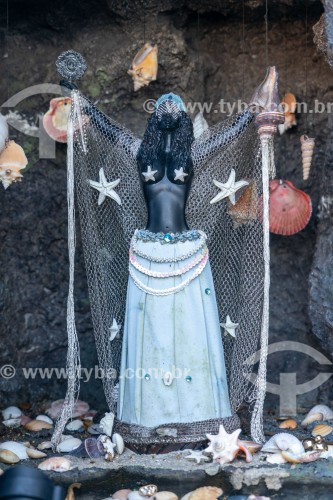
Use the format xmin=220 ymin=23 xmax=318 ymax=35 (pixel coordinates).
xmin=26 ymin=448 xmax=47 ymax=459
xmin=112 ymin=433 xmax=124 ymax=455
xmin=111 ymin=489 xmax=132 ymax=500
xmin=261 ymin=433 xmax=304 ymax=455
xmin=66 ymin=419 xmax=84 ymax=432
xmin=38 ymin=456 xmax=72 ymax=472
xmin=36 ymin=415 xmax=53 ymax=425
xmin=37 ymin=441 xmax=53 ymax=450
xmin=0 ymin=449 xmax=20 ymax=464
xmin=25 ymin=419 xmax=53 ymax=431
xmin=311 ymin=423 xmax=333 ymax=437
xmin=268 ymin=179 xmax=312 ymax=236
xmin=3 ymin=418 xmax=21 ymax=428
xmin=1 ymin=406 xmax=22 ymax=420
xmin=181 ymin=486 xmax=223 ymax=500
xmin=57 ymin=437 xmax=82 ymax=453
xmin=279 ymin=419 xmax=297 ymax=430
xmin=154 ymin=493 xmax=178 ymax=500
xmin=0 ymin=441 xmax=29 ymax=459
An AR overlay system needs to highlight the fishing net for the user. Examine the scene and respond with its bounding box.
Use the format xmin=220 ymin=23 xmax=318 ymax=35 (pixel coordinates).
xmin=52 ymin=90 xmax=273 ymax=448
xmin=313 ymin=14 xmax=333 ymax=70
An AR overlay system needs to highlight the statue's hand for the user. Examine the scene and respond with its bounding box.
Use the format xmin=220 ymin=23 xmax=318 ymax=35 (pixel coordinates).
xmin=60 ymin=79 xmax=78 ymax=96
xmin=248 ymin=67 xmax=281 ymax=114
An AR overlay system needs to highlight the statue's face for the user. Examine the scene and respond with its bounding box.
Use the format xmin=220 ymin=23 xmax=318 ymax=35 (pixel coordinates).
xmin=155 ymin=99 xmax=182 ymax=131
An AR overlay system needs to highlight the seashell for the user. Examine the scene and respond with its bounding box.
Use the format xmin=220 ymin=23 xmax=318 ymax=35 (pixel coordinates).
xmin=57 ymin=437 xmax=82 ymax=453
xmin=0 ymin=114 xmax=8 ymax=153
xmin=99 ymin=411 xmax=115 ymax=437
xmin=0 ymin=140 xmax=28 ymax=189
xmin=111 ymin=489 xmax=132 ymax=500
xmin=38 ymin=456 xmax=72 ymax=472
xmin=37 ymin=441 xmax=53 ymax=450
xmin=229 ymin=181 xmax=258 ymax=226
xmin=311 ymin=423 xmax=333 ymax=437
xmin=205 ymin=424 xmax=250 ymax=464
xmin=43 ymin=97 xmax=72 ymax=143
xmin=36 ymin=415 xmax=53 ymax=425
xmin=163 ymin=371 xmax=174 ymax=386
xmin=268 ymin=179 xmax=312 ymax=236
xmin=2 ymin=406 xmax=22 ymax=420
xmin=3 ymin=418 xmax=21 ymax=428
xmin=266 ymin=452 xmax=287 ymax=464
xmin=66 ymin=482 xmax=81 ymax=500
xmin=281 ymin=450 xmax=321 ymax=464
xmin=300 ymin=135 xmax=315 ymax=181
xmin=71 ymin=437 xmax=104 ymax=458
xmin=128 ymin=493 xmax=144 ymax=500
xmin=46 ymin=399 xmax=89 ymax=419
xmin=279 ymin=419 xmax=297 ymax=430
xmin=181 ymin=486 xmax=223 ymax=500
xmin=66 ymin=419 xmax=84 ymax=432
xmin=154 ymin=493 xmax=178 ymax=500
xmin=98 ymin=434 xmax=116 ymax=461
xmin=139 ymin=484 xmax=158 ymax=496
xmin=26 ymin=448 xmax=47 ymax=459
xmin=0 ymin=449 xmax=20 ymax=464
xmin=112 ymin=433 xmax=124 ymax=455
xmin=24 ymin=419 xmax=53 ymax=431
xmin=88 ymin=423 xmax=103 ymax=435
xmin=278 ymin=93 xmax=297 ymax=135
xmin=0 ymin=441 xmax=29 ymax=460
xmin=155 ymin=427 xmax=178 ymax=438
xmin=320 ymin=444 xmax=333 ymax=459
xmin=128 ymin=43 xmax=158 ymax=91
xmin=193 ymin=112 xmax=208 ymax=139
xmin=301 ymin=405 xmax=333 ymax=426
xmin=261 ymin=433 xmax=304 ymax=455
xmin=20 ymin=415 xmax=32 ymax=426
xmin=238 ymin=440 xmax=262 ymax=455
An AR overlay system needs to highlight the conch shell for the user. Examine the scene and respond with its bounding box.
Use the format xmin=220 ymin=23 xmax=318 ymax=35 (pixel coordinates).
xmin=128 ymin=43 xmax=158 ymax=91
xmin=278 ymin=93 xmax=297 ymax=135
xmin=301 ymin=404 xmax=333 ymax=427
xmin=300 ymin=134 xmax=315 ymax=181
xmin=43 ymin=97 xmax=72 ymax=143
xmin=205 ymin=424 xmax=253 ymax=464
xmin=0 ymin=140 xmax=28 ymax=189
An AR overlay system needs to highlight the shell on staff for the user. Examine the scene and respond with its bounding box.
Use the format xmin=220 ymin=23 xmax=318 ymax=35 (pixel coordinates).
xmin=261 ymin=433 xmax=304 ymax=455
xmin=128 ymin=43 xmax=158 ymax=91
xmin=278 ymin=93 xmax=297 ymax=135
xmin=302 ymin=404 xmax=333 ymax=426
xmin=300 ymin=134 xmax=315 ymax=181
xmin=229 ymin=181 xmax=258 ymax=226
xmin=43 ymin=97 xmax=72 ymax=143
xmin=0 ymin=140 xmax=28 ymax=189
xmin=268 ymin=179 xmax=312 ymax=236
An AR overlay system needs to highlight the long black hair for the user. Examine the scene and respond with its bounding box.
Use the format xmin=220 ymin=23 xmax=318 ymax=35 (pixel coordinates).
xmin=137 ymin=111 xmax=195 ymax=173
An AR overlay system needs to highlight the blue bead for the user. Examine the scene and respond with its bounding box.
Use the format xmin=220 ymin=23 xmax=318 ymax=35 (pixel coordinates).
xmin=164 ymin=233 xmax=173 ymax=242
xmin=185 ymin=376 xmax=192 ymax=383
xmin=205 ymin=288 xmax=211 ymax=295
xmin=144 ymin=374 xmax=151 ymax=381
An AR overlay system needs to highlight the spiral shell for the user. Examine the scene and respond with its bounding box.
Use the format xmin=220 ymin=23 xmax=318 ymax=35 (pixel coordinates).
xmin=128 ymin=43 xmax=158 ymax=91
xmin=300 ymin=135 xmax=315 ymax=181
xmin=261 ymin=433 xmax=304 ymax=455
xmin=301 ymin=404 xmax=333 ymax=426
xmin=56 ymin=50 xmax=87 ymax=81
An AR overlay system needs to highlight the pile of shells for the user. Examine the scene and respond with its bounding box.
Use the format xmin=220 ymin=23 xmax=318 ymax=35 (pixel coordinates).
xmin=105 ymin=486 xmax=269 ymax=500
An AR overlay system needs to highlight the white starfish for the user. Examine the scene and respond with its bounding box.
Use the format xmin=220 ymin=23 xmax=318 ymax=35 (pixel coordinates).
xmin=174 ymin=167 xmax=188 ymax=182
xmin=142 ymin=165 xmax=158 ymax=182
xmin=89 ymin=168 xmax=121 ymax=206
xmin=205 ymin=424 xmax=242 ymax=464
xmin=220 ymin=315 xmax=239 ymax=338
xmin=109 ymin=318 xmax=121 ymax=341
xmin=185 ymin=450 xmax=210 ymax=464
xmin=210 ymin=169 xmax=249 ymax=205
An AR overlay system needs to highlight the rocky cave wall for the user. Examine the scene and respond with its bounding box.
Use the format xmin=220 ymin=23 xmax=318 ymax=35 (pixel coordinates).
xmin=0 ymin=0 xmax=332 ymax=416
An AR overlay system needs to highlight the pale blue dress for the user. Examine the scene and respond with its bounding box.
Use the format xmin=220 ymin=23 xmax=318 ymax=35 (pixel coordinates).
xmin=117 ymin=231 xmax=232 ymax=427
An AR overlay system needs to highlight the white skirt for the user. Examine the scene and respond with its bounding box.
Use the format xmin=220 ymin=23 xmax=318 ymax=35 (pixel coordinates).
xmin=117 ymin=230 xmax=232 ymax=427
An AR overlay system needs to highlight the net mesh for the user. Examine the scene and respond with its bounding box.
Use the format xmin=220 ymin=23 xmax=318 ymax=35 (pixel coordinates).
xmin=313 ymin=14 xmax=333 ymax=70
xmin=52 ymin=91 xmax=271 ymax=446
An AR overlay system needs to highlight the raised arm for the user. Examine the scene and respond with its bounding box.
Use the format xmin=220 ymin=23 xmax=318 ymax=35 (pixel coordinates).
xmin=61 ymin=80 xmax=141 ymax=159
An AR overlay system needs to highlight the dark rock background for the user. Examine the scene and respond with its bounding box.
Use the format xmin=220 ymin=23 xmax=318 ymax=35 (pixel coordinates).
xmin=0 ymin=0 xmax=332 ymax=415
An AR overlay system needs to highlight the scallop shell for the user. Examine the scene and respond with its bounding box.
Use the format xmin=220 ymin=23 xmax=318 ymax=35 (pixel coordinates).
xmin=0 ymin=140 xmax=28 ymax=189
xmin=2 ymin=406 xmax=22 ymax=420
xmin=36 ymin=415 xmax=53 ymax=425
xmin=0 ymin=441 xmax=29 ymax=460
xmin=57 ymin=437 xmax=82 ymax=453
xmin=300 ymin=135 xmax=315 ymax=181
xmin=301 ymin=405 xmax=333 ymax=426
xmin=128 ymin=43 xmax=158 ymax=91
xmin=279 ymin=419 xmax=297 ymax=430
xmin=268 ymin=179 xmax=312 ymax=236
xmin=43 ymin=97 xmax=72 ymax=143
xmin=38 ymin=456 xmax=72 ymax=472
xmin=278 ymin=93 xmax=297 ymax=135
xmin=261 ymin=433 xmax=304 ymax=455
xmin=24 ymin=419 xmax=53 ymax=431
xmin=0 ymin=449 xmax=20 ymax=464
xmin=311 ymin=423 xmax=333 ymax=437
